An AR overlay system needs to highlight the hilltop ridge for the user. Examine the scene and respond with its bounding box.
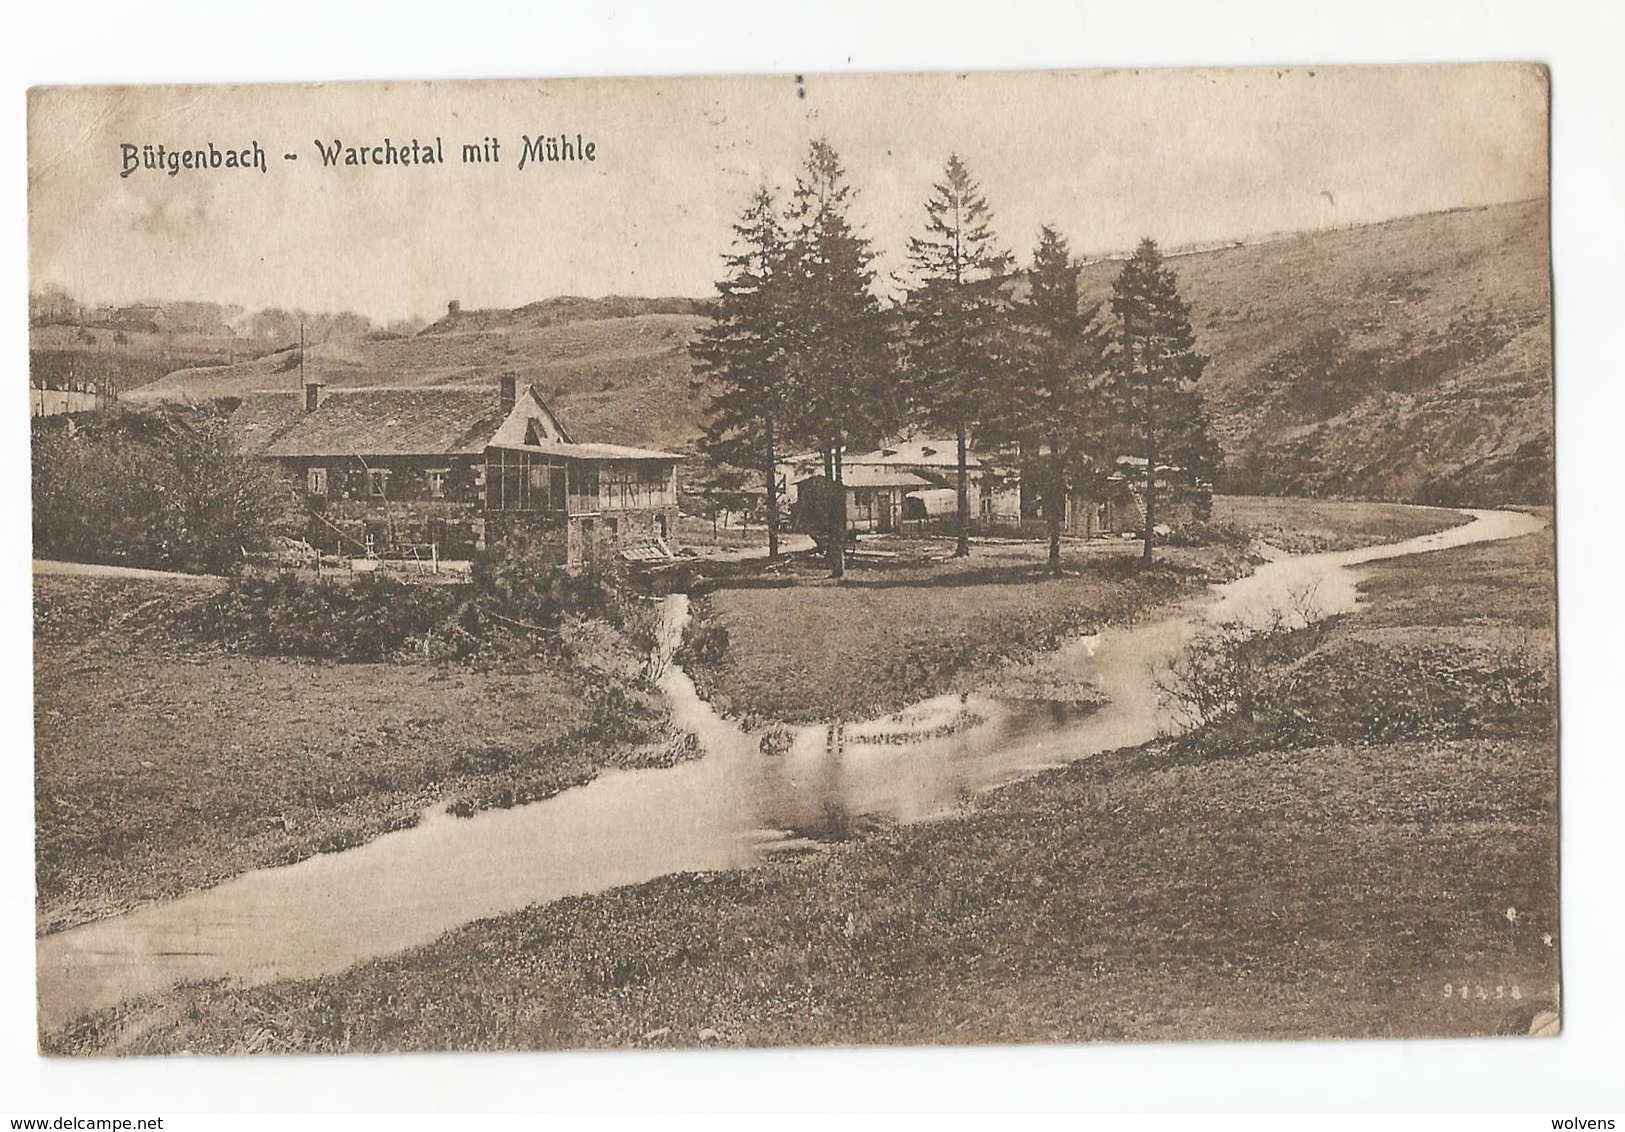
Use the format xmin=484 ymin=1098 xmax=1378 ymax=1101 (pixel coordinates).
xmin=118 ymin=199 xmax=1551 ymax=506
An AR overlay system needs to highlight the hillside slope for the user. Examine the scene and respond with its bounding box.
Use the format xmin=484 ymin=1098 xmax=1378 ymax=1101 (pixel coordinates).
xmin=30 ymin=325 xmax=280 ymax=400
xmin=127 ymin=202 xmax=1551 ymax=505
xmin=129 ymin=306 xmax=707 ymax=452
xmin=1074 ymin=199 xmax=1552 ymax=505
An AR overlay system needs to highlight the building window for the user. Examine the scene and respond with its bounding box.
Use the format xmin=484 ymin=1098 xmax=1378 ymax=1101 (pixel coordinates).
xmin=367 ymin=468 xmax=391 ymax=497
xmin=307 ymin=466 xmax=327 ymax=497
xmin=427 ymin=469 xmax=448 ymax=499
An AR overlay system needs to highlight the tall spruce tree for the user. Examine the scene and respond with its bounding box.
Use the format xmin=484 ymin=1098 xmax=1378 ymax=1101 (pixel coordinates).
xmin=690 ymin=185 xmax=792 ymax=560
xmin=1007 ymin=226 xmax=1112 ymax=576
xmin=1109 ymin=238 xmax=1218 ymax=564
xmin=901 ymin=155 xmax=1014 ymax=557
xmin=781 ymin=139 xmax=897 ymax=577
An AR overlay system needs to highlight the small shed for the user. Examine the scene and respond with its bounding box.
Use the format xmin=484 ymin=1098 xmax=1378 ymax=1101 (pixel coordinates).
xmin=793 ymin=467 xmax=932 ymax=534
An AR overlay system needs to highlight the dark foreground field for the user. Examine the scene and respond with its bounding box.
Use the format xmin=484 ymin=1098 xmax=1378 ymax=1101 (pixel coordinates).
xmin=42 ymin=506 xmax=1554 ymax=1054
xmin=33 ymin=573 xmax=676 ymax=933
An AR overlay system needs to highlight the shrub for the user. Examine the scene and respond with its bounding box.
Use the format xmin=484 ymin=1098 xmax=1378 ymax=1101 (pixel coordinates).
xmin=32 ymin=405 xmax=289 ymax=574
xmin=470 ymin=531 xmax=655 ymax=643
xmin=194 ymin=530 xmax=672 ymax=669
xmin=196 ymin=572 xmax=463 ymax=660
xmin=1157 ymin=593 xmax=1554 ymax=750
xmin=1164 ymin=519 xmax=1252 ymax=549
xmin=675 ymin=617 xmax=729 ymax=670
xmin=1156 ymin=588 xmax=1333 ymax=733
xmin=1270 ymin=637 xmax=1555 ymax=746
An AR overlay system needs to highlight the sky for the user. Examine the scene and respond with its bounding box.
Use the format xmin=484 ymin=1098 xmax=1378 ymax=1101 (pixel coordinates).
xmin=27 ymin=65 xmax=1548 ymax=323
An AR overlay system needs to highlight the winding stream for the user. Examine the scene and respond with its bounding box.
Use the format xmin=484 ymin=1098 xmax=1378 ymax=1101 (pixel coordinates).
xmin=36 ymin=507 xmax=1546 ymax=1031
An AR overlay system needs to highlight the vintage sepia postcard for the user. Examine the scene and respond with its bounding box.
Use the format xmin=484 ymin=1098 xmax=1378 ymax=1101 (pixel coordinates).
xmin=28 ymin=65 xmax=1556 ymax=1055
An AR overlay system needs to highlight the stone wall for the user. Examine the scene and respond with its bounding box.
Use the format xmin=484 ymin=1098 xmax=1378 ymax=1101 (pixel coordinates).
xmin=484 ymin=512 xmax=571 ymax=566
xmin=275 ymin=456 xmax=486 ymax=557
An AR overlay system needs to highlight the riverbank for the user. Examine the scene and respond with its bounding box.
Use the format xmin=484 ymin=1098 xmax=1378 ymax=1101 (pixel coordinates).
xmin=42 ymin=504 xmax=1551 ymax=1054
xmin=684 ymin=495 xmax=1468 ymax=725
xmin=33 ymin=573 xmax=680 ymax=934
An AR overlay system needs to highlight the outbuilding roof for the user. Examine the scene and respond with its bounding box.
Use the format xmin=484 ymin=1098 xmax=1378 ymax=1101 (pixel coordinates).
xmin=847 ymin=439 xmax=985 ymax=470
xmin=795 ymin=467 xmax=932 ymax=489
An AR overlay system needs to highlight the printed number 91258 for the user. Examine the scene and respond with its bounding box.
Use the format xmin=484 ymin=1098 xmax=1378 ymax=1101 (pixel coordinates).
xmin=1442 ymin=983 xmax=1521 ymax=1001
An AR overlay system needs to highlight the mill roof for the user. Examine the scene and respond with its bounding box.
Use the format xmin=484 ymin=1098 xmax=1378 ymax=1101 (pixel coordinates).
xmin=495 ymin=440 xmax=686 ymax=462
xmin=232 ymin=385 xmax=683 ymax=463
xmin=256 ymin=389 xmax=510 ymax=459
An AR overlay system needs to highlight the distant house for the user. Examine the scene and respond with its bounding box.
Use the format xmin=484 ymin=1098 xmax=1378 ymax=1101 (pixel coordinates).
xmin=1100 ymin=456 xmax=1213 ymax=534
xmin=793 ymin=466 xmax=933 ymax=534
xmin=102 ymin=305 xmax=167 ymax=334
xmin=232 ymin=374 xmax=682 ymax=566
xmin=778 ymin=437 xmax=1208 ymax=540
xmin=848 ymin=440 xmax=1023 ymax=524
xmin=781 ymin=438 xmax=1024 ymax=534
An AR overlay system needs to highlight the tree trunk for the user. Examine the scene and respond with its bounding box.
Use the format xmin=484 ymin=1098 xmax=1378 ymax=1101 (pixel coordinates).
xmin=955 ymin=425 xmax=970 ymax=558
xmin=823 ymin=445 xmax=846 ymax=578
xmin=822 ymin=447 xmax=836 ymax=576
xmin=1143 ymin=384 xmax=1156 ymax=567
xmin=764 ymin=419 xmax=780 ymax=562
xmin=1047 ymin=443 xmax=1064 ymax=578
xmin=832 ymin=445 xmax=847 ymax=578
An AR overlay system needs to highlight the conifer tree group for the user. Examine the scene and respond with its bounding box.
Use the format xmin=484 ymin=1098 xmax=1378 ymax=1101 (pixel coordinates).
xmin=692 ymin=138 xmax=1218 ymax=573
xmin=900 ymin=155 xmax=1014 ymax=558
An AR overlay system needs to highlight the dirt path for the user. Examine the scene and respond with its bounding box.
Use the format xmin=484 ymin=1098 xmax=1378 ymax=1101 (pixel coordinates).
xmin=33 ymin=559 xmax=226 ymax=584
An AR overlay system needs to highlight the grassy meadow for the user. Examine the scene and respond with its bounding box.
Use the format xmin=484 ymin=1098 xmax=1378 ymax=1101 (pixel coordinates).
xmin=1211 ymin=495 xmax=1469 ymax=554
xmin=683 ymin=496 xmax=1468 ymax=726
xmin=44 ymin=517 xmax=1556 ymax=1053
xmin=33 ymin=572 xmax=677 ymax=934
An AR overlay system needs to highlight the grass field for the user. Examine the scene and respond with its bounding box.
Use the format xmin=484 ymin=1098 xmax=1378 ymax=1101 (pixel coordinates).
xmin=1210 ymin=495 xmax=1470 ymax=554
xmin=686 ymin=543 xmax=1205 ymax=726
xmin=46 ymin=522 xmax=1556 ymax=1053
xmin=33 ymin=574 xmax=676 ymax=933
xmin=29 ymin=323 xmax=281 ymax=397
xmin=683 ymin=496 xmax=1469 ymax=726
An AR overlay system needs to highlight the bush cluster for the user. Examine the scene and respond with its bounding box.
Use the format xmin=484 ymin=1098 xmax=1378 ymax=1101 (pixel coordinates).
xmin=1159 ymin=609 xmax=1554 ymax=754
xmin=195 ymin=532 xmax=669 ymax=665
xmin=472 ymin=532 xmax=662 ymax=654
xmin=1271 ymin=639 xmax=1554 ymax=745
xmin=32 ymin=405 xmax=290 ymax=574
xmin=674 ymin=618 xmax=729 ymax=670
xmin=195 ymin=572 xmax=464 ymax=661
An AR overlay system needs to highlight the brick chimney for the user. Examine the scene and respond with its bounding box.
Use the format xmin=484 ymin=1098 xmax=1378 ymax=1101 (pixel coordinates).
xmin=499 ymin=372 xmax=518 ymax=415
